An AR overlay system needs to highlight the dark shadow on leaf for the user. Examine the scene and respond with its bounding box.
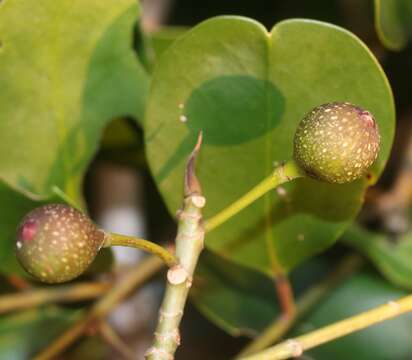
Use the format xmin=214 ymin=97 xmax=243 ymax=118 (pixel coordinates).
xmin=156 ymin=75 xmax=284 ymax=182
xmin=186 ymin=76 xmax=284 ymax=145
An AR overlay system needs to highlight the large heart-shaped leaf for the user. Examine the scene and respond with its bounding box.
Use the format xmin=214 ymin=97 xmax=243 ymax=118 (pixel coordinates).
xmin=0 ymin=0 xmax=149 ymax=200
xmin=145 ymin=16 xmax=394 ymax=275
xmin=374 ymin=0 xmax=412 ymax=50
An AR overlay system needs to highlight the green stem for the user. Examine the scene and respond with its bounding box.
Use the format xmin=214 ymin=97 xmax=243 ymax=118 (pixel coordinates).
xmin=204 ymin=160 xmax=305 ymax=233
xmin=146 ymin=133 xmax=205 ymax=360
xmin=146 ymin=194 xmax=205 ymax=360
xmin=204 ymin=160 xmax=304 ymax=319
xmin=104 ymin=233 xmax=178 ymax=268
xmin=238 ymin=254 xmax=363 ymax=357
xmin=241 ymin=292 xmax=412 ymax=360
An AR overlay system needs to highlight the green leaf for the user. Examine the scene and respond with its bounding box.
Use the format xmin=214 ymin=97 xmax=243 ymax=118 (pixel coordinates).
xmin=191 ymin=251 xmax=279 ymax=337
xmin=296 ymin=272 xmax=412 ymax=360
xmin=374 ymin=0 xmax=412 ymax=50
xmin=0 ymin=307 xmax=80 ymax=360
xmin=343 ymin=225 xmax=412 ymax=289
xmin=192 ymin=249 xmax=412 ymax=358
xmin=191 ymin=250 xmax=334 ymax=336
xmin=135 ymin=26 xmax=189 ymax=73
xmin=0 ymin=0 xmax=149 ymax=200
xmin=147 ymin=26 xmax=189 ymax=60
xmin=145 ymin=16 xmax=395 ymax=275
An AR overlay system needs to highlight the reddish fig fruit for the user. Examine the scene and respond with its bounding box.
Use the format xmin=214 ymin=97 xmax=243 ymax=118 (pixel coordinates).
xmin=16 ymin=204 xmax=105 ymax=283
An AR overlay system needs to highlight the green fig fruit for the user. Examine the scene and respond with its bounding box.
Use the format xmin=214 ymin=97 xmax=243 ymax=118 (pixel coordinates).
xmin=293 ymin=102 xmax=380 ymax=184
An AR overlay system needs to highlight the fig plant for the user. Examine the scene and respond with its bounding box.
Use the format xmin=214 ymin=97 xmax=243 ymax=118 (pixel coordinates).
xmin=15 ymin=102 xmax=380 ymax=285
xmin=15 ymin=101 xmax=383 ymax=358
xmin=2 ymin=1 xmax=412 ymax=359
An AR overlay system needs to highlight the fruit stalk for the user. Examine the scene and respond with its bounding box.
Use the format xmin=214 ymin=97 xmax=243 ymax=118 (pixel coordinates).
xmin=104 ymin=233 xmax=178 ymax=268
xmin=146 ymin=134 xmax=205 ymax=360
xmin=205 ymin=160 xmax=305 ymax=233
xmin=203 ymin=102 xmax=380 ymax=320
xmin=204 ymin=161 xmax=301 ymax=317
xmin=205 ymin=102 xmax=380 ymax=234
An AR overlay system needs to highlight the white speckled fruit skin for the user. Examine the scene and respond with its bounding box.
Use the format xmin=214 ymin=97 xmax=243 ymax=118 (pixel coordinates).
xmin=293 ymin=102 xmax=380 ymax=184
xmin=16 ymin=204 xmax=105 ymax=283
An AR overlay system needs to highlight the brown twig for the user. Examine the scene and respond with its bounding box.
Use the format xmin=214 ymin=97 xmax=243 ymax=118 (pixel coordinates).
xmin=34 ymin=255 xmax=163 ymax=360
xmin=0 ymin=281 xmax=110 ymax=315
xmin=99 ymin=320 xmax=135 ymax=360
xmin=274 ymin=275 xmax=296 ymax=319
xmin=6 ymin=274 xmax=32 ymax=290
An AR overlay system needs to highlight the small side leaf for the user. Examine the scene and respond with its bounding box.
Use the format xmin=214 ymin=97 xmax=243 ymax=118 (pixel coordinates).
xmin=374 ymin=0 xmax=412 ymax=50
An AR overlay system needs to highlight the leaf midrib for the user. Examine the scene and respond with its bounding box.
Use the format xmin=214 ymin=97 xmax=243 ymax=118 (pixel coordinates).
xmin=263 ymin=29 xmax=284 ymax=276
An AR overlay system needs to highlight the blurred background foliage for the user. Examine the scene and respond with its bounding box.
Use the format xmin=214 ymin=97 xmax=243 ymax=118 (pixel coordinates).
xmin=0 ymin=0 xmax=412 ymax=359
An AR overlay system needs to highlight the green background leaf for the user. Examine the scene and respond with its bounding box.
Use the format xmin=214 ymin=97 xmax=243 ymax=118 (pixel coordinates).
xmin=146 ymin=26 xmax=189 ymax=63
xmin=0 ymin=307 xmax=80 ymax=360
xmin=145 ymin=16 xmax=395 ymax=275
xmin=191 ymin=251 xmax=279 ymax=337
xmin=343 ymin=225 xmax=412 ymax=289
xmin=298 ymin=272 xmax=412 ymax=360
xmin=0 ymin=0 xmax=149 ymax=200
xmin=193 ymin=252 xmax=412 ymax=359
xmin=191 ymin=250 xmax=341 ymax=337
xmin=374 ymin=0 xmax=412 ymax=50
